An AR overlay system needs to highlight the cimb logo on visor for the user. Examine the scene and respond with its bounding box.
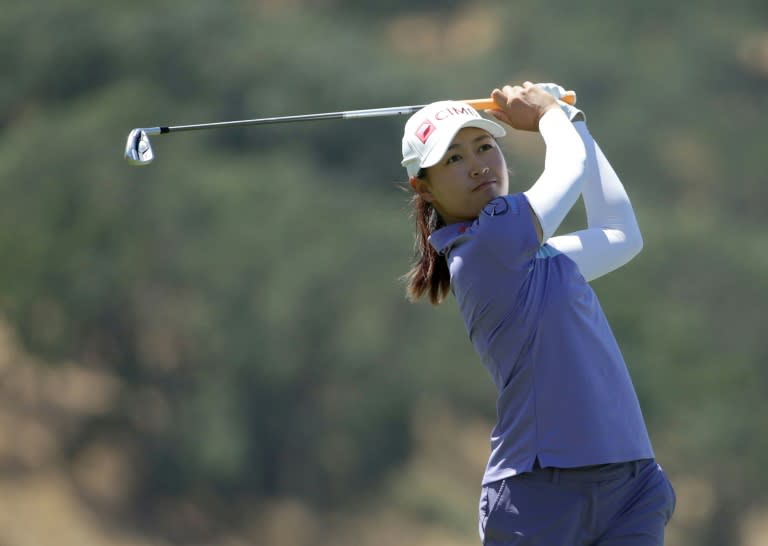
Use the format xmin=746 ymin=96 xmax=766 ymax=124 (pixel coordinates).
xmin=414 ymin=105 xmax=475 ymax=144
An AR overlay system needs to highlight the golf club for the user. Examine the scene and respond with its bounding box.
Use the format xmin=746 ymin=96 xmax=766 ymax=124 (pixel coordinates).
xmin=124 ymin=93 xmax=576 ymax=166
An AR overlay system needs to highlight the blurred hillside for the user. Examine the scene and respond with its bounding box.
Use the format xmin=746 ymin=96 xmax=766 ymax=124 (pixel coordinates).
xmin=1 ymin=1 xmax=767 ymax=545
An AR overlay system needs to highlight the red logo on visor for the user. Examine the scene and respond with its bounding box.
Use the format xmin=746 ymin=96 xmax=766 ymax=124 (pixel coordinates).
xmin=415 ymin=119 xmax=436 ymax=144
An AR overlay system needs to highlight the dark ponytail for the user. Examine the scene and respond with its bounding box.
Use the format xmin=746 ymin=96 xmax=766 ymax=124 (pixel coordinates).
xmin=402 ymin=175 xmax=451 ymax=305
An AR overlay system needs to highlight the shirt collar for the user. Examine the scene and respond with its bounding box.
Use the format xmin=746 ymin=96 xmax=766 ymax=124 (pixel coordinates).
xmin=428 ymin=220 xmax=474 ymax=255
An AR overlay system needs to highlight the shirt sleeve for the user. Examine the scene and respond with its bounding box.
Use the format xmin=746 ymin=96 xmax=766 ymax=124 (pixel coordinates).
xmin=473 ymin=193 xmax=541 ymax=269
xmin=546 ymin=122 xmax=643 ymax=281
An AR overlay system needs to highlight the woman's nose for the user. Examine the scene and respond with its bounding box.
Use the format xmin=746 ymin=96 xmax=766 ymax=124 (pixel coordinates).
xmin=472 ymin=166 xmax=490 ymax=177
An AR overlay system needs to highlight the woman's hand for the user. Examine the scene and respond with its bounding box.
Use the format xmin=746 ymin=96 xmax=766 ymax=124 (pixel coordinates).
xmin=489 ymin=81 xmax=560 ymax=131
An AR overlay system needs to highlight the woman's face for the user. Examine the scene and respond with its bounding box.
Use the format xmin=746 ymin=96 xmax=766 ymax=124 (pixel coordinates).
xmin=410 ymin=127 xmax=509 ymax=224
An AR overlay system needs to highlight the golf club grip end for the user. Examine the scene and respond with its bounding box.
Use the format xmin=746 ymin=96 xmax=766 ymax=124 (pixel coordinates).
xmin=560 ymin=91 xmax=577 ymax=105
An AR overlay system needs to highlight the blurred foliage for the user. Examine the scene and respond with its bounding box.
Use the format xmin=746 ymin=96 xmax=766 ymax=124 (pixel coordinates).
xmin=1 ymin=0 xmax=767 ymax=544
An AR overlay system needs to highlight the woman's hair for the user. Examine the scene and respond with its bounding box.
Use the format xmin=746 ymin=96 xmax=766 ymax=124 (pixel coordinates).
xmin=402 ymin=169 xmax=451 ymax=305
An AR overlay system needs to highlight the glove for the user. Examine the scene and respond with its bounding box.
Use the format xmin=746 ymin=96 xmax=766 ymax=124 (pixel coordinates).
xmin=535 ymin=82 xmax=585 ymax=122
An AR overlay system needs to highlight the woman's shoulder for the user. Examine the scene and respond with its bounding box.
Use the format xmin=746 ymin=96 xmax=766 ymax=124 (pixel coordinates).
xmin=478 ymin=194 xmax=526 ymax=219
xmin=468 ymin=193 xmax=541 ymax=262
xmin=428 ymin=194 xmax=532 ymax=255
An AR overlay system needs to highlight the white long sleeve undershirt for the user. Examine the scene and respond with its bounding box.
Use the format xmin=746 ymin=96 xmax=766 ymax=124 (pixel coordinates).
xmin=547 ymin=122 xmax=643 ymax=281
xmin=524 ymin=108 xmax=588 ymax=243
xmin=524 ymin=114 xmax=643 ymax=282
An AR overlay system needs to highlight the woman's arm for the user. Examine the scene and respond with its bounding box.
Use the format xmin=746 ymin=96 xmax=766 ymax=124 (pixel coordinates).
xmin=547 ymin=121 xmax=643 ymax=281
xmin=522 ymin=109 xmax=588 ymax=243
xmin=488 ymin=83 xmax=588 ymax=244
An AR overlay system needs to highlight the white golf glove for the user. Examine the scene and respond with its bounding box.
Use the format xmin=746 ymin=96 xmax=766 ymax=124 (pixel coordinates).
xmin=535 ymin=82 xmax=585 ymax=122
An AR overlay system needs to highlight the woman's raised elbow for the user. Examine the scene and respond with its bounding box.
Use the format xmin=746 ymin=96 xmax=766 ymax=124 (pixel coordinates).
xmin=626 ymin=228 xmax=644 ymax=258
xmin=573 ymin=146 xmax=589 ymax=180
xmin=564 ymin=151 xmax=588 ymax=185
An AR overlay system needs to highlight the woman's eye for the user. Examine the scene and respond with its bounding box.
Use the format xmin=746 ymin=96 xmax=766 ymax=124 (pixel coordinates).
xmin=446 ymin=154 xmax=462 ymax=164
xmin=479 ymin=143 xmax=494 ymax=152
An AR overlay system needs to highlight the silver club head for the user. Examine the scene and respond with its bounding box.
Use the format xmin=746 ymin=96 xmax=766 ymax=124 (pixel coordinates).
xmin=124 ymin=129 xmax=154 ymax=165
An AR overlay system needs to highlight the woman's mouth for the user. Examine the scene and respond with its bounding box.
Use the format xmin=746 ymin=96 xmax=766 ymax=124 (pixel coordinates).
xmin=472 ymin=180 xmax=496 ymax=192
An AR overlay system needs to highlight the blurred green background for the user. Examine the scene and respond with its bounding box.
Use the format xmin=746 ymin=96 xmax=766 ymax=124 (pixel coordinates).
xmin=1 ymin=1 xmax=766 ymax=544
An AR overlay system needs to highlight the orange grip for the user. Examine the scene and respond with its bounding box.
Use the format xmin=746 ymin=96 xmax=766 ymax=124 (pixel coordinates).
xmin=464 ymin=90 xmax=576 ymax=111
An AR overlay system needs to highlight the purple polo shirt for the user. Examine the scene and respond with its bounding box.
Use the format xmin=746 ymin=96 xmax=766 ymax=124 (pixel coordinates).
xmin=429 ymin=193 xmax=654 ymax=485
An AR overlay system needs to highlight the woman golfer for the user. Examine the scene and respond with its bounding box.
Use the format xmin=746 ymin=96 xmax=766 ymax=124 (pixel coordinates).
xmin=401 ymin=82 xmax=675 ymax=545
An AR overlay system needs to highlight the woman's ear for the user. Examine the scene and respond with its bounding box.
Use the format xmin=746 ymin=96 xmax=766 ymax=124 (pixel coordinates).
xmin=409 ymin=175 xmax=435 ymax=203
